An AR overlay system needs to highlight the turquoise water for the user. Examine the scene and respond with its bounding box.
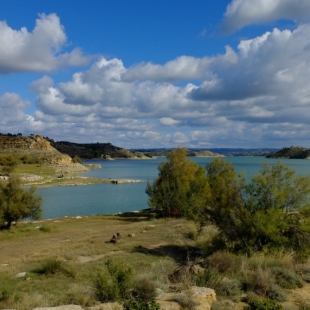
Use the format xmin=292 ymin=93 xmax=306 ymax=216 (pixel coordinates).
xmin=37 ymin=157 xmax=310 ymax=219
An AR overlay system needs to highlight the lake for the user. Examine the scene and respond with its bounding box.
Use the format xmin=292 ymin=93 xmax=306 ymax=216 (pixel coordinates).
xmin=37 ymin=156 xmax=310 ymax=219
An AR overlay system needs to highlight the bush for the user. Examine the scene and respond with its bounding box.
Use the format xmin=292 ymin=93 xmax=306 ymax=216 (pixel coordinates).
xmin=0 ymin=175 xmax=42 ymax=228
xmin=265 ymin=284 xmax=287 ymax=302
xmin=133 ymin=278 xmax=157 ymax=302
xmin=34 ymin=258 xmax=75 ymax=277
xmin=93 ymin=259 xmax=133 ymax=302
xmin=244 ymin=299 xmax=284 ymax=310
xmin=72 ymin=156 xmax=83 ymax=164
xmin=123 ymin=298 xmax=161 ymax=310
xmin=271 ymin=266 xmax=303 ymax=289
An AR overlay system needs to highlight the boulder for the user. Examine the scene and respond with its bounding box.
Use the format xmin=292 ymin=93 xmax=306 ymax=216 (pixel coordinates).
xmin=155 ymin=286 xmax=216 ymax=310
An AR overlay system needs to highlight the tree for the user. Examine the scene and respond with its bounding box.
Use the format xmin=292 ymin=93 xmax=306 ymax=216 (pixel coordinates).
xmin=0 ymin=175 xmax=42 ymax=228
xmin=205 ymin=159 xmax=310 ymax=254
xmin=146 ymin=148 xmax=210 ymax=218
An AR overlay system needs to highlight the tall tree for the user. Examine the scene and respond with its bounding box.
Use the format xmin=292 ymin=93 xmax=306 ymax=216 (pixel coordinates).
xmin=0 ymin=175 xmax=42 ymax=228
xmin=146 ymin=148 xmax=209 ymax=218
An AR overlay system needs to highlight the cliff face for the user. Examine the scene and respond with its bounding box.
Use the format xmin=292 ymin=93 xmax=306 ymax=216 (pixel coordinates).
xmin=0 ymin=134 xmax=72 ymax=164
xmin=266 ymin=146 xmax=310 ymax=159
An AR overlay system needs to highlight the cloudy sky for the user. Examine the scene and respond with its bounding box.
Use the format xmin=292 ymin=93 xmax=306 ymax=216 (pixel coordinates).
xmin=1 ymin=0 xmax=310 ymax=149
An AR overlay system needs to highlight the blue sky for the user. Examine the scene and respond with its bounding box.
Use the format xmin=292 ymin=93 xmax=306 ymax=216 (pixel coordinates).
xmin=0 ymin=0 xmax=310 ymax=148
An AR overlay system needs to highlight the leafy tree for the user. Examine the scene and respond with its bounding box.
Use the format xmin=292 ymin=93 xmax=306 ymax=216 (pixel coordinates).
xmin=205 ymin=159 xmax=310 ymax=254
xmin=0 ymin=176 xmax=42 ymax=228
xmin=146 ymin=148 xmax=210 ymax=218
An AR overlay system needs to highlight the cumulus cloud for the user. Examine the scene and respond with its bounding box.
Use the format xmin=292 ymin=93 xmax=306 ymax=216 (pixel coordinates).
xmin=0 ymin=13 xmax=90 ymax=74
xmin=189 ymin=24 xmax=310 ymax=125
xmin=221 ymin=0 xmax=310 ymax=34
xmin=24 ymin=18 xmax=310 ymax=148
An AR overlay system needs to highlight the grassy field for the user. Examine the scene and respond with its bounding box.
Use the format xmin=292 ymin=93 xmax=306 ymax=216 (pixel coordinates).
xmin=0 ymin=212 xmax=199 ymax=309
xmin=1 ymin=212 xmax=310 ymax=309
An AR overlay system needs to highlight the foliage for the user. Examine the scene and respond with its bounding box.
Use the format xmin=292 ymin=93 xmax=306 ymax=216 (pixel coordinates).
xmin=0 ymin=175 xmax=42 ymax=228
xmin=205 ymin=159 xmax=310 ymax=254
xmin=0 ymin=154 xmax=19 ymax=167
xmin=146 ymin=148 xmax=210 ymax=218
xmin=244 ymin=299 xmax=284 ymax=310
xmin=133 ymin=277 xmax=158 ymax=302
xmin=72 ymin=155 xmax=83 ymax=164
xmin=34 ymin=257 xmax=76 ymax=277
xmin=123 ymin=298 xmax=161 ymax=310
xmin=93 ymin=259 xmax=133 ymax=302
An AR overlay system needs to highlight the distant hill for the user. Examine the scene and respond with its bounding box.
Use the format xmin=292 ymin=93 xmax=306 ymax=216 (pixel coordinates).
xmin=48 ymin=139 xmax=150 ymax=160
xmin=266 ymin=146 xmax=310 ymax=159
xmin=132 ymin=148 xmax=276 ymax=157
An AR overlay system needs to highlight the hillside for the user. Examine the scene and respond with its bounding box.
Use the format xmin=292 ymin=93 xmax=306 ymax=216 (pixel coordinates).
xmin=48 ymin=139 xmax=150 ymax=159
xmin=0 ymin=134 xmax=72 ymax=164
xmin=266 ymin=146 xmax=310 ymax=159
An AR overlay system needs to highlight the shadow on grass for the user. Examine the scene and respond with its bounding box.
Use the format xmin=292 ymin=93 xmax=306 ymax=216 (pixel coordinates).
xmin=132 ymin=244 xmax=201 ymax=264
xmin=110 ymin=208 xmax=159 ymax=223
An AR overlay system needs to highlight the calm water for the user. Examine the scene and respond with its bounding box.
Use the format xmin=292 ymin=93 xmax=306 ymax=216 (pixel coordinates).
xmin=37 ymin=157 xmax=310 ymax=219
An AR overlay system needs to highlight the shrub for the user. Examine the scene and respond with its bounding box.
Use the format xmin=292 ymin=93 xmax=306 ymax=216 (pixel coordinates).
xmin=244 ymin=299 xmax=284 ymax=310
xmin=265 ymin=284 xmax=287 ymax=302
xmin=133 ymin=277 xmax=157 ymax=302
xmin=36 ymin=258 xmax=63 ymax=275
xmin=34 ymin=258 xmax=75 ymax=277
xmin=271 ymin=266 xmax=303 ymax=289
xmin=72 ymin=156 xmax=83 ymax=164
xmin=93 ymin=259 xmax=133 ymax=302
xmin=123 ymin=298 xmax=161 ymax=310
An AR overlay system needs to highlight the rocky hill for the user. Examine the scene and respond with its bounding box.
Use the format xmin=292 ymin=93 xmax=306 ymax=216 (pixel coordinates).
xmin=266 ymin=146 xmax=310 ymax=159
xmin=0 ymin=134 xmax=72 ymax=164
xmin=47 ymin=139 xmax=150 ymax=159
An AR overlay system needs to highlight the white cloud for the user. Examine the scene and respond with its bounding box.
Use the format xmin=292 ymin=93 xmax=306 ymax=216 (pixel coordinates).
xmin=24 ymin=20 xmax=310 ymax=148
xmin=221 ymin=0 xmax=310 ymax=34
xmin=159 ymin=118 xmax=181 ymax=126
xmin=0 ymin=13 xmax=90 ymax=74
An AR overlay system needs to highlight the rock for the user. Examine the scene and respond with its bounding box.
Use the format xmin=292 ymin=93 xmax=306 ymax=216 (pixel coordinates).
xmin=33 ymin=306 xmax=83 ymax=310
xmin=87 ymin=302 xmax=123 ymax=310
xmin=155 ymin=286 xmax=216 ymax=310
xmin=182 ymin=286 xmax=216 ymax=306
xmin=156 ymin=300 xmax=180 ymax=310
xmin=15 ymin=272 xmax=26 ymax=278
xmin=128 ymin=233 xmax=135 ymax=237
xmin=145 ymin=225 xmax=155 ymax=229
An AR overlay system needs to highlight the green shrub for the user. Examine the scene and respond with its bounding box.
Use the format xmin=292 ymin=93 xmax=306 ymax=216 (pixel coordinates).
xmin=93 ymin=259 xmax=133 ymax=302
xmin=72 ymin=156 xmax=83 ymax=164
xmin=272 ymin=266 xmax=303 ymax=289
xmin=123 ymin=298 xmax=161 ymax=310
xmin=217 ymin=279 xmax=241 ymax=297
xmin=36 ymin=258 xmax=63 ymax=275
xmin=34 ymin=258 xmax=75 ymax=277
xmin=265 ymin=284 xmax=287 ymax=302
xmin=39 ymin=225 xmax=51 ymax=232
xmin=244 ymin=299 xmax=284 ymax=310
xmin=133 ymin=278 xmax=157 ymax=302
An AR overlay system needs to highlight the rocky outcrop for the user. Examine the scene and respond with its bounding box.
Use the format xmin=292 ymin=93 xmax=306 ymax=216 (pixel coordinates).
xmin=0 ymin=134 xmax=72 ymax=164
